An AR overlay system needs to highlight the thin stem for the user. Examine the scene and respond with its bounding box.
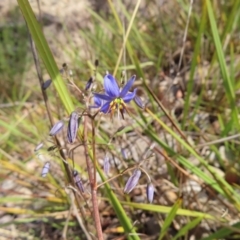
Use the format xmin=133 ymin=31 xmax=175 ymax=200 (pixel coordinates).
xmin=92 ymin=119 xmax=97 ymax=185
xmin=83 ymin=115 xmax=103 ymax=240
xmin=178 ymin=0 xmax=194 ymax=71
xmin=97 ymin=166 xmax=136 ymax=189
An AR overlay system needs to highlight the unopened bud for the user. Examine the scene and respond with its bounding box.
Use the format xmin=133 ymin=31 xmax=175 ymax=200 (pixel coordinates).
xmin=49 ymin=120 xmax=64 ymax=136
xmin=34 ymin=142 xmax=44 ymax=152
xmin=41 ymin=162 xmax=50 ymax=177
xmin=42 ymin=79 xmax=52 ymax=90
xmin=124 ymin=169 xmax=141 ymax=194
xmin=85 ymin=77 xmax=93 ymax=91
xmin=103 ymin=155 xmax=110 ymax=176
xmin=134 ymin=95 xmax=144 ymax=109
xmin=67 ymin=111 xmax=80 ymax=144
xmin=146 ymin=183 xmax=154 ymax=203
xmin=73 ymin=170 xmax=84 ymax=193
xmin=121 ymin=148 xmax=128 ymax=160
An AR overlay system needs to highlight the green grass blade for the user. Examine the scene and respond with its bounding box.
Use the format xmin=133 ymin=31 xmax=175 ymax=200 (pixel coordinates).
xmin=96 ymin=165 xmax=140 ymax=240
xmin=17 ymin=0 xmax=74 ymax=114
xmin=121 ymin=201 xmax=215 ymax=220
xmin=158 ymin=199 xmax=182 ymax=240
xmin=201 ymin=222 xmax=240 ymax=240
xmin=210 ymin=0 xmax=240 ymax=65
xmin=172 ymin=217 xmax=203 ymax=240
xmin=146 ymin=108 xmax=240 ymax=205
xmin=206 ymin=0 xmax=239 ymax=130
xmin=182 ymin=0 xmax=207 ymax=128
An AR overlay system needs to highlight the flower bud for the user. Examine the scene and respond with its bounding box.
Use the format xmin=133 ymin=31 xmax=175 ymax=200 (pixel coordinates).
xmin=103 ymin=156 xmax=110 ymax=176
xmin=73 ymin=170 xmax=84 ymax=193
xmin=124 ymin=169 xmax=141 ymax=194
xmin=42 ymin=79 xmax=52 ymax=90
xmin=146 ymin=183 xmax=154 ymax=203
xmin=134 ymin=95 xmax=144 ymax=109
xmin=85 ymin=77 xmax=93 ymax=91
xmin=41 ymin=162 xmax=50 ymax=177
xmin=67 ymin=111 xmax=79 ymax=144
xmin=49 ymin=120 xmax=64 ymax=136
xmin=34 ymin=142 xmax=44 ymax=152
xmin=121 ymin=148 xmax=128 ymax=160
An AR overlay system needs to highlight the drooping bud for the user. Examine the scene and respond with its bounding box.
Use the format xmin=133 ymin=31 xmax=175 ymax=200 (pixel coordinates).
xmin=73 ymin=170 xmax=84 ymax=193
xmin=124 ymin=169 xmax=141 ymax=194
xmin=41 ymin=162 xmax=50 ymax=177
xmin=103 ymin=155 xmax=110 ymax=176
xmin=121 ymin=148 xmax=128 ymax=160
xmin=67 ymin=111 xmax=79 ymax=144
xmin=134 ymin=95 xmax=144 ymax=109
xmin=34 ymin=142 xmax=44 ymax=152
xmin=85 ymin=77 xmax=93 ymax=91
xmin=49 ymin=120 xmax=64 ymax=136
xmin=146 ymin=183 xmax=154 ymax=203
xmin=42 ymin=79 xmax=52 ymax=90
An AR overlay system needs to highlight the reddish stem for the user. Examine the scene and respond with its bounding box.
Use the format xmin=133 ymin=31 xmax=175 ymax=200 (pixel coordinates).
xmin=83 ymin=115 xmax=103 ymax=240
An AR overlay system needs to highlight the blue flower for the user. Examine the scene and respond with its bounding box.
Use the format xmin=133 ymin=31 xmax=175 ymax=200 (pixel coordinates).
xmin=93 ymin=74 xmax=136 ymax=117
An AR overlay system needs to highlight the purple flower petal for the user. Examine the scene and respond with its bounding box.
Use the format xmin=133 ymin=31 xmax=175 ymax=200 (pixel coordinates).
xmin=119 ymin=75 xmax=136 ymax=98
xmin=34 ymin=142 xmax=44 ymax=152
xmin=67 ymin=111 xmax=79 ymax=144
xmin=146 ymin=183 xmax=154 ymax=203
xmin=100 ymin=101 xmax=111 ymax=113
xmin=73 ymin=170 xmax=84 ymax=193
xmin=42 ymin=79 xmax=52 ymax=90
xmin=103 ymin=155 xmax=110 ymax=176
xmin=104 ymin=74 xmax=119 ymax=97
xmin=89 ymin=96 xmax=102 ymax=109
xmin=94 ymin=96 xmax=102 ymax=107
xmin=85 ymin=77 xmax=93 ymax=91
xmin=122 ymin=88 xmax=137 ymax=103
xmin=124 ymin=169 xmax=141 ymax=194
xmin=49 ymin=120 xmax=64 ymax=136
xmin=134 ymin=95 xmax=144 ymax=109
xmin=94 ymin=93 xmax=113 ymax=101
xmin=41 ymin=162 xmax=50 ymax=177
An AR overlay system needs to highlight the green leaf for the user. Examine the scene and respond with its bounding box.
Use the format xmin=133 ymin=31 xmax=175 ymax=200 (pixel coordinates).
xmin=17 ymin=0 xmax=74 ymax=115
xmin=172 ymin=217 xmax=203 ymax=240
xmin=121 ymin=201 xmax=215 ymax=220
xmin=158 ymin=198 xmax=182 ymax=240
xmin=206 ymin=0 xmax=239 ymax=130
xmin=201 ymin=221 xmax=240 ymax=240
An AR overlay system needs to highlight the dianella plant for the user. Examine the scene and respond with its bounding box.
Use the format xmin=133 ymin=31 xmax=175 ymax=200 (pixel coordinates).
xmin=17 ymin=2 xmax=152 ymax=239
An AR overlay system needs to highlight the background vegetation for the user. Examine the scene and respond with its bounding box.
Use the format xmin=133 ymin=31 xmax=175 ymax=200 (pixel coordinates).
xmin=1 ymin=0 xmax=240 ymax=239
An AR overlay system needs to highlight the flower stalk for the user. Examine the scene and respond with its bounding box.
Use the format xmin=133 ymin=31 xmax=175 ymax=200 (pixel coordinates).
xmin=83 ymin=115 xmax=103 ymax=240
